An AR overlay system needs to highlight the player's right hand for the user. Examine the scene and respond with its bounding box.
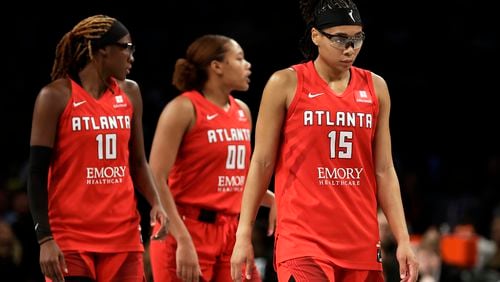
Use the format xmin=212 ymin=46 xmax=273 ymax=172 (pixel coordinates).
xmin=40 ymin=239 xmax=68 ymax=282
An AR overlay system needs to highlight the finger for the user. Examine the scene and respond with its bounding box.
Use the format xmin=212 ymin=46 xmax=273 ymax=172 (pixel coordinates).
xmin=41 ymin=263 xmax=51 ymax=281
xmin=245 ymin=259 xmax=253 ymax=280
xmin=50 ymin=260 xmax=64 ymax=282
xmin=150 ymin=229 xmax=160 ymax=240
xmin=176 ymin=265 xmax=182 ymax=280
xmin=60 ymin=252 xmax=68 ymax=275
xmin=180 ymin=266 xmax=188 ymax=282
xmin=399 ymin=262 xmax=408 ymax=281
xmin=231 ymin=262 xmax=241 ymax=282
xmin=152 ymin=224 xmax=168 ymax=240
xmin=150 ymin=211 xmax=157 ymax=226
xmin=198 ymin=267 xmax=203 ymax=280
xmin=267 ymin=221 xmax=275 ymax=236
xmin=186 ymin=266 xmax=196 ymax=282
xmin=409 ymin=262 xmax=419 ymax=282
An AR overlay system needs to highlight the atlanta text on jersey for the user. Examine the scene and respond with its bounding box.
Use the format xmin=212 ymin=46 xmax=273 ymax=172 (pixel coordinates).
xmin=72 ymin=115 xmax=131 ymax=131
xmin=207 ymin=128 xmax=251 ymax=143
xmin=303 ymin=110 xmax=373 ymax=128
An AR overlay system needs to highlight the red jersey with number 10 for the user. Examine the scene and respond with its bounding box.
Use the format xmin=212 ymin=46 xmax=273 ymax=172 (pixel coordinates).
xmin=274 ymin=61 xmax=382 ymax=270
xmin=167 ymin=91 xmax=252 ymax=215
xmin=47 ymin=79 xmax=143 ymax=252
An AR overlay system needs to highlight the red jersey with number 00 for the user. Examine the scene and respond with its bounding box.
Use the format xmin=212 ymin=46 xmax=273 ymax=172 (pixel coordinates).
xmin=167 ymin=91 xmax=252 ymax=214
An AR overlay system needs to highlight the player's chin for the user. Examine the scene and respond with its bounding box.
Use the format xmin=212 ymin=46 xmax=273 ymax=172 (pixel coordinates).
xmin=114 ymin=73 xmax=127 ymax=81
xmin=238 ymin=82 xmax=250 ymax=91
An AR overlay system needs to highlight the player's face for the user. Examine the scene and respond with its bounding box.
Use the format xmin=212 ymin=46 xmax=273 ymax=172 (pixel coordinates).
xmin=106 ymin=34 xmax=135 ymax=81
xmin=313 ymin=25 xmax=363 ymax=72
xmin=219 ymin=40 xmax=252 ymax=92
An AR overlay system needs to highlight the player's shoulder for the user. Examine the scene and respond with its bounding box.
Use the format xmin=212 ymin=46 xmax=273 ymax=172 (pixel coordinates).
xmin=117 ymin=78 xmax=140 ymax=94
xmin=165 ymin=93 xmax=195 ymax=114
xmin=367 ymin=71 xmax=388 ymax=90
xmin=39 ymin=78 xmax=71 ymax=98
xmin=267 ymin=67 xmax=298 ymax=88
xmin=234 ymin=97 xmax=249 ymax=110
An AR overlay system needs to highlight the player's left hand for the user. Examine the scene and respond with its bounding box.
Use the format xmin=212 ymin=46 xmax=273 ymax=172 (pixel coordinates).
xmin=150 ymin=204 xmax=169 ymax=240
xmin=397 ymin=241 xmax=419 ymax=282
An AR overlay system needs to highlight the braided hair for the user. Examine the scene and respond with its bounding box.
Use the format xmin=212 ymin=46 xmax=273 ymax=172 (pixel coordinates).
xmin=50 ymin=15 xmax=116 ymax=81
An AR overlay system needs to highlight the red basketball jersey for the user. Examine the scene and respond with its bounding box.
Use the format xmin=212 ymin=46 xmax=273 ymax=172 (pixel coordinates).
xmin=47 ymin=79 xmax=143 ymax=252
xmin=167 ymin=91 xmax=252 ymax=214
xmin=274 ymin=61 xmax=382 ymax=270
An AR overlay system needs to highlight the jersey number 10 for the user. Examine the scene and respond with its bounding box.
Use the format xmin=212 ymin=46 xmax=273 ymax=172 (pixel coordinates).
xmin=96 ymin=133 xmax=117 ymax=160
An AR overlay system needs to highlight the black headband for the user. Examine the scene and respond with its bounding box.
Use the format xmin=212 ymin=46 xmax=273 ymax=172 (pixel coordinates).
xmin=314 ymin=7 xmax=362 ymax=29
xmin=92 ymin=19 xmax=129 ymax=49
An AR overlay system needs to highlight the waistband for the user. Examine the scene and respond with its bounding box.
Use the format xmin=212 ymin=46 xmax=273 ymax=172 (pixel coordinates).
xmin=176 ymin=204 xmax=239 ymax=224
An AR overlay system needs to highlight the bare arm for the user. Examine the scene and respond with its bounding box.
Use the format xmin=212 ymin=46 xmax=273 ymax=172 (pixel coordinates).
xmin=236 ymin=68 xmax=296 ymax=237
xmin=121 ymin=79 xmax=168 ymax=238
xmin=234 ymin=98 xmax=276 ymax=209
xmin=149 ymin=95 xmax=202 ymax=280
xmin=149 ymin=96 xmax=194 ymax=242
xmin=231 ymin=68 xmax=296 ymax=281
xmin=30 ymin=80 xmax=69 ymax=147
xmin=29 ymin=79 xmax=70 ymax=281
xmin=372 ymin=73 xmax=418 ymax=281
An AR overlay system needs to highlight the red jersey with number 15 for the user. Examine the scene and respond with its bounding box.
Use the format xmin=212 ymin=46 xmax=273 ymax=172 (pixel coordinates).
xmin=167 ymin=91 xmax=252 ymax=215
xmin=274 ymin=61 xmax=382 ymax=270
xmin=47 ymin=79 xmax=143 ymax=253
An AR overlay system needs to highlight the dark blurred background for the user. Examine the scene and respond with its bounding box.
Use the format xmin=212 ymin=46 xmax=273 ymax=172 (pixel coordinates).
xmin=2 ymin=1 xmax=500 ymax=281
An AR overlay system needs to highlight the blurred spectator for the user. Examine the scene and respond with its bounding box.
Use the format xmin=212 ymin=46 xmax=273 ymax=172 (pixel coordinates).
xmin=378 ymin=209 xmax=399 ymax=282
xmin=253 ymin=208 xmax=278 ymax=282
xmin=9 ymin=190 xmax=43 ymax=281
xmin=0 ymin=190 xmax=10 ymax=221
xmin=477 ymin=155 xmax=500 ymax=238
xmin=0 ymin=219 xmax=22 ymax=278
xmin=417 ymin=227 xmax=464 ymax=282
xmin=476 ymin=207 xmax=500 ymax=281
xmin=486 ymin=211 xmax=500 ymax=270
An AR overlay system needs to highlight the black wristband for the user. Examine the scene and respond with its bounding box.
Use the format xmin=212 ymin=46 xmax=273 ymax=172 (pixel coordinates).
xmin=27 ymin=145 xmax=53 ymax=241
xmin=38 ymin=236 xmax=54 ymax=245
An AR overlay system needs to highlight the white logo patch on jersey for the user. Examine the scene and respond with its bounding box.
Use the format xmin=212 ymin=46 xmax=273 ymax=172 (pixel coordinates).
xmin=238 ymin=110 xmax=247 ymax=121
xmin=113 ymin=95 xmax=128 ymax=108
xmin=355 ymin=90 xmax=372 ymax=104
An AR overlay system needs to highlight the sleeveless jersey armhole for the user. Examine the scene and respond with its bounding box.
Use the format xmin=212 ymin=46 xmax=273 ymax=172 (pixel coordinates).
xmin=180 ymin=92 xmax=199 ymax=136
xmin=364 ymin=71 xmax=380 ymax=137
xmin=286 ymin=66 xmax=303 ymax=121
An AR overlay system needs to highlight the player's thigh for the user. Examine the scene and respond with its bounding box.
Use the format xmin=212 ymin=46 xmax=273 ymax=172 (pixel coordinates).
xmin=96 ymin=252 xmax=145 ymax=282
xmin=212 ymin=258 xmax=261 ymax=282
xmin=277 ymin=257 xmax=333 ymax=281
